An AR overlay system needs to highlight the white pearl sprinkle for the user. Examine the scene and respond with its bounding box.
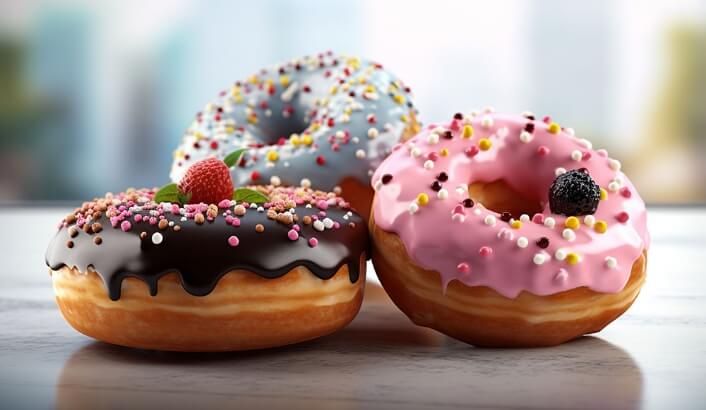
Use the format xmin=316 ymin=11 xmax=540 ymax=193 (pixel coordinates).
xmin=432 ymin=126 xmax=445 ymax=135
xmin=428 ymin=133 xmax=439 ymax=144
xmin=456 ymin=184 xmax=468 ymax=195
xmin=571 ymin=150 xmax=583 ymax=161
xmin=355 ymin=149 xmax=366 ymax=159
xmin=481 ymin=115 xmax=494 ymax=128
xmin=151 ymin=232 xmax=163 ymax=245
xmin=519 ymin=131 xmax=533 ymax=143
xmin=578 ymin=138 xmax=592 ymax=149
xmin=555 ymin=248 xmax=567 ymax=260
xmin=484 ymin=215 xmax=496 ymax=226
xmin=410 ymin=147 xmax=422 ymax=158
xmin=374 ymin=180 xmax=383 ymax=191
xmin=555 ymin=167 xmax=567 ymax=176
xmin=323 ymin=218 xmax=334 ymax=229
xmin=313 ymin=220 xmax=325 ymax=231
xmin=605 ymin=256 xmax=618 ymax=268
xmin=544 ymin=217 xmax=556 ymax=228
xmin=608 ymin=158 xmax=621 ymax=171
xmin=533 ymin=253 xmax=547 ymax=265
xmin=257 ymin=206 xmax=265 ymax=212
xmin=555 ymin=269 xmax=569 ymax=283
xmin=437 ymin=189 xmax=448 ymax=199
xmin=300 ymin=178 xmax=311 ymax=188
xmin=367 ymin=128 xmax=379 ymax=139
xmin=408 ymin=202 xmax=419 ymax=214
xmin=452 ymin=214 xmax=465 ymax=223
xmin=517 ymin=237 xmax=529 ymax=248
xmin=352 ymin=137 xmax=360 ymax=144
xmin=608 ymin=181 xmax=620 ymax=192
xmin=423 ymin=160 xmax=434 ymax=170
xmin=583 ymin=215 xmax=596 ymax=227
xmin=520 ymin=214 xmax=530 ymax=223
xmin=473 ymin=208 xmax=482 ymax=215
xmin=270 ymin=176 xmax=281 ymax=186
xmin=562 ymin=228 xmax=576 ymax=242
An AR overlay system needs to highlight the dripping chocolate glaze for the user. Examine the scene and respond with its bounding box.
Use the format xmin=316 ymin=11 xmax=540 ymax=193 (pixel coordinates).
xmin=46 ymin=202 xmax=368 ymax=301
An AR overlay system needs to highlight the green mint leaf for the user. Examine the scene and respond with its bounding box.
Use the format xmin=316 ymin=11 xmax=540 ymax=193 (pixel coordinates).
xmin=177 ymin=192 xmax=192 ymax=205
xmin=233 ymin=188 xmax=269 ymax=204
xmin=153 ymin=183 xmax=180 ymax=203
xmin=223 ymin=148 xmax=248 ymax=168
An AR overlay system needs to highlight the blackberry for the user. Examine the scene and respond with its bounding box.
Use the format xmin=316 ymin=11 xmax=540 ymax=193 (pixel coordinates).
xmin=549 ymin=169 xmax=600 ymax=216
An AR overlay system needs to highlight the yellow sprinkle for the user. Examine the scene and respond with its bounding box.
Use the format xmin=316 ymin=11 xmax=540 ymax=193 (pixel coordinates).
xmin=479 ymin=138 xmax=492 ymax=151
xmin=230 ymin=86 xmax=241 ymax=97
xmin=344 ymin=107 xmax=352 ymax=116
xmin=279 ymin=75 xmax=290 ymax=87
xmin=600 ymin=188 xmax=608 ymax=200
xmin=290 ymin=134 xmax=301 ymax=146
xmin=247 ymin=114 xmax=258 ymax=125
xmin=511 ymin=220 xmax=522 ymax=229
xmin=301 ymin=134 xmax=313 ymax=146
xmin=548 ymin=122 xmax=561 ymax=134
xmin=462 ymin=125 xmax=474 ymax=139
xmin=565 ymin=216 xmax=580 ymax=230
xmin=234 ymin=95 xmax=244 ymax=103
xmin=393 ymin=94 xmax=405 ymax=105
xmin=310 ymin=123 xmax=321 ymax=131
xmin=566 ymin=253 xmax=580 ymax=265
xmin=265 ymin=79 xmax=274 ymax=87
xmin=329 ymin=85 xmax=338 ymax=95
xmin=266 ymin=151 xmax=279 ymax=162
xmin=225 ymin=126 xmax=235 ymax=134
xmin=346 ymin=57 xmax=361 ymax=70
xmin=416 ymin=193 xmax=429 ymax=206
xmin=400 ymin=114 xmax=409 ymax=123
xmin=358 ymin=77 xmax=367 ymax=84
xmin=365 ymin=85 xmax=376 ymax=93
xmin=194 ymin=131 xmax=204 ymax=141
xmin=594 ymin=221 xmax=608 ymax=233
xmin=247 ymin=75 xmax=258 ymax=84
xmin=440 ymin=148 xmax=449 ymax=157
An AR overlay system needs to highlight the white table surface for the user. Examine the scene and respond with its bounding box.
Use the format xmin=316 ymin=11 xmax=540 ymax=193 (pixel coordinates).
xmin=0 ymin=206 xmax=704 ymax=409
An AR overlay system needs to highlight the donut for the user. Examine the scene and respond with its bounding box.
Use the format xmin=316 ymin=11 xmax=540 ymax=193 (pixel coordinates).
xmin=170 ymin=51 xmax=419 ymax=219
xmin=370 ymin=110 xmax=649 ymax=347
xmin=45 ymin=180 xmax=368 ymax=352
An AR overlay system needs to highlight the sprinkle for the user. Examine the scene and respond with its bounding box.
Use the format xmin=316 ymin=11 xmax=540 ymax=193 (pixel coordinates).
xmin=367 ymin=128 xmax=379 ymax=139
xmin=437 ymin=189 xmax=449 ymax=200
xmin=620 ymin=187 xmax=632 ymax=198
xmin=533 ymin=253 xmax=547 ymax=265
xmin=600 ymin=188 xmax=608 ymax=200
xmin=355 ymin=149 xmax=366 ymax=159
xmin=481 ymin=115 xmax=494 ymax=128
xmin=302 ymin=134 xmax=313 ymax=145
xmin=308 ymin=237 xmax=318 ymax=247
xmin=548 ymin=122 xmax=561 ymax=134
xmin=566 ymin=253 xmax=580 ymax=265
xmin=440 ymin=148 xmax=449 ymax=157
xmin=270 ymin=176 xmax=281 ymax=186
xmin=565 ymin=216 xmax=580 ymax=230
xmin=519 ymin=131 xmax=533 ymax=143
xmin=537 ymin=146 xmax=550 ymax=156
xmin=616 ymin=211 xmax=629 ymax=223
xmin=511 ymin=220 xmax=522 ymax=229
xmin=594 ymin=220 xmax=608 ymax=233
xmin=608 ymin=159 xmax=621 ymax=171
xmin=465 ymin=146 xmax=480 ymax=157
xmin=555 ymin=269 xmax=569 ymax=283
xmin=233 ymin=205 xmax=246 ymax=216
xmin=457 ymin=262 xmax=471 ymax=274
xmin=608 ymin=182 xmax=620 ymax=192
xmin=287 ymin=229 xmax=299 ymax=241
xmin=562 ymin=228 xmax=576 ymax=241
xmin=536 ymin=237 xmax=550 ymax=248
xmin=382 ymin=174 xmax=393 ymax=184
xmin=544 ymin=217 xmax=556 ymax=228
xmin=227 ymin=235 xmax=240 ymax=247
xmin=410 ymin=147 xmax=422 ymax=158
xmin=120 ymin=220 xmax=132 ymax=232
xmin=255 ymin=224 xmax=265 ymax=233
xmin=479 ymin=246 xmax=493 ymax=256
xmin=313 ymin=220 xmax=325 ymax=231
xmin=555 ymin=248 xmax=567 ymax=260
xmin=66 ymin=240 xmax=74 ymax=248
xmin=93 ymin=236 xmax=102 ymax=245
xmin=571 ymin=150 xmax=583 ymax=161
xmin=417 ymin=193 xmax=430 ymax=206
xmin=462 ymin=198 xmax=474 ymax=208
xmin=457 ymin=184 xmax=469 ymax=195
xmin=462 ymin=125 xmax=474 ymax=138
xmin=316 ymin=155 xmax=326 ymax=165
xmin=428 ymin=133 xmax=440 ymax=144
xmin=323 ymin=218 xmax=334 ymax=229
xmin=266 ymin=151 xmax=279 ymax=162
xmin=151 ymin=232 xmax=163 ymax=245
xmin=555 ymin=167 xmax=567 ymax=176
xmin=408 ymin=202 xmax=419 ymax=214
xmin=532 ymin=213 xmax=545 ymax=224
xmin=423 ymin=160 xmax=434 ymax=170
xmin=317 ymin=199 xmax=329 ymax=210
xmin=158 ymin=219 xmax=169 ymax=230
xmin=478 ymin=138 xmax=492 ymax=151
xmin=517 ymin=237 xmax=529 ymax=248
xmin=605 ymin=256 xmax=618 ymax=268
xmin=583 ymin=215 xmax=596 ymax=227
xmin=484 ymin=215 xmax=496 ymax=226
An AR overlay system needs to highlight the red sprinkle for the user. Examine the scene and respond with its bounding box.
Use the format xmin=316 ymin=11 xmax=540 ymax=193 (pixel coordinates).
xmin=210 ymin=141 xmax=219 ymax=150
xmin=457 ymin=262 xmax=470 ymax=274
xmin=316 ymin=155 xmax=326 ymax=166
xmin=532 ymin=213 xmax=545 ymax=224
xmin=616 ymin=211 xmax=630 ymax=223
xmin=479 ymin=246 xmax=493 ymax=257
xmin=537 ymin=146 xmax=550 ymax=156
xmin=250 ymin=171 xmax=261 ymax=181
xmin=465 ymin=146 xmax=480 ymax=158
xmin=620 ymin=187 xmax=632 ymax=198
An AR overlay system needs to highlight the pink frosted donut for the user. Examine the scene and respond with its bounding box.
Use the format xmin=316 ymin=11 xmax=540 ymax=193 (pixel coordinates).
xmin=370 ymin=110 xmax=649 ymax=347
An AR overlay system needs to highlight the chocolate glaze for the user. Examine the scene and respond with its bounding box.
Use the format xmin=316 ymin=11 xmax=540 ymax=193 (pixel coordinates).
xmin=46 ymin=200 xmax=368 ymax=301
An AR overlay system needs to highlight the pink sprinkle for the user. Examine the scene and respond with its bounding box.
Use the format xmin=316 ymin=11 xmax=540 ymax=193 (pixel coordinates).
xmin=308 ymin=237 xmax=318 ymax=247
xmin=457 ymin=262 xmax=470 ymax=274
xmin=333 ymin=221 xmax=340 ymax=229
xmin=218 ymin=199 xmax=231 ymax=208
xmin=452 ymin=205 xmax=465 ymax=215
xmin=120 ymin=220 xmax=132 ymax=232
xmin=479 ymin=246 xmax=493 ymax=257
xmin=227 ymin=235 xmax=239 ymax=247
xmin=616 ymin=211 xmax=630 ymax=223
xmin=110 ymin=216 xmax=119 ymax=227
xmin=134 ymin=214 xmax=143 ymax=222
xmin=542 ymin=116 xmax=551 ymax=124
xmin=172 ymin=204 xmax=180 ymax=215
xmin=620 ymin=187 xmax=632 ymax=198
xmin=427 ymin=152 xmax=439 ymax=161
xmin=317 ymin=200 xmax=328 ymax=210
xmin=465 ymin=146 xmax=479 ymax=157
xmin=231 ymin=218 xmax=240 ymax=227
xmin=582 ymin=151 xmax=592 ymax=160
xmin=450 ymin=119 xmax=461 ymax=131
xmin=149 ymin=217 xmax=157 ymax=225
xmin=293 ymin=224 xmax=301 ymax=232
xmin=532 ymin=213 xmax=545 ymax=224
xmin=225 ymin=215 xmax=234 ymax=224
xmin=537 ymin=146 xmax=550 ymax=156
xmin=287 ymin=229 xmax=299 ymax=241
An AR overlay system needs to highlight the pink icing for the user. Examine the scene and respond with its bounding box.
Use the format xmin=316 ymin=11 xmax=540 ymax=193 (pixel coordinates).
xmin=372 ymin=112 xmax=650 ymax=298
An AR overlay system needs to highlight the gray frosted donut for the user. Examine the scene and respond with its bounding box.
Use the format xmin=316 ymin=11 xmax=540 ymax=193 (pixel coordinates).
xmin=170 ymin=51 xmax=419 ymax=217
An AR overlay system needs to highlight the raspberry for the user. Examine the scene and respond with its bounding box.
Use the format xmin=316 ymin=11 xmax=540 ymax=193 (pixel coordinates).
xmin=549 ymin=169 xmax=600 ymax=216
xmin=178 ymin=158 xmax=233 ymax=204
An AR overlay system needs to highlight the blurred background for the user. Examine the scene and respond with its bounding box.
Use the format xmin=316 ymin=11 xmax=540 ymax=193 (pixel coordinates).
xmin=1 ymin=0 xmax=704 ymax=203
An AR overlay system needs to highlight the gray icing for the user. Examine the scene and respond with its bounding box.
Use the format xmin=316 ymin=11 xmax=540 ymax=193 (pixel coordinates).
xmin=170 ymin=52 xmax=417 ymax=191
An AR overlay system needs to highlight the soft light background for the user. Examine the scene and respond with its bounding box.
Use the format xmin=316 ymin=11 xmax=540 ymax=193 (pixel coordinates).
xmin=1 ymin=0 xmax=705 ymax=203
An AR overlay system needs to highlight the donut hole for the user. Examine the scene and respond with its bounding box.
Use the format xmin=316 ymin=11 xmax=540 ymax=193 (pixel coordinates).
xmin=253 ymin=100 xmax=310 ymax=145
xmin=469 ymin=180 xmax=543 ymax=218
